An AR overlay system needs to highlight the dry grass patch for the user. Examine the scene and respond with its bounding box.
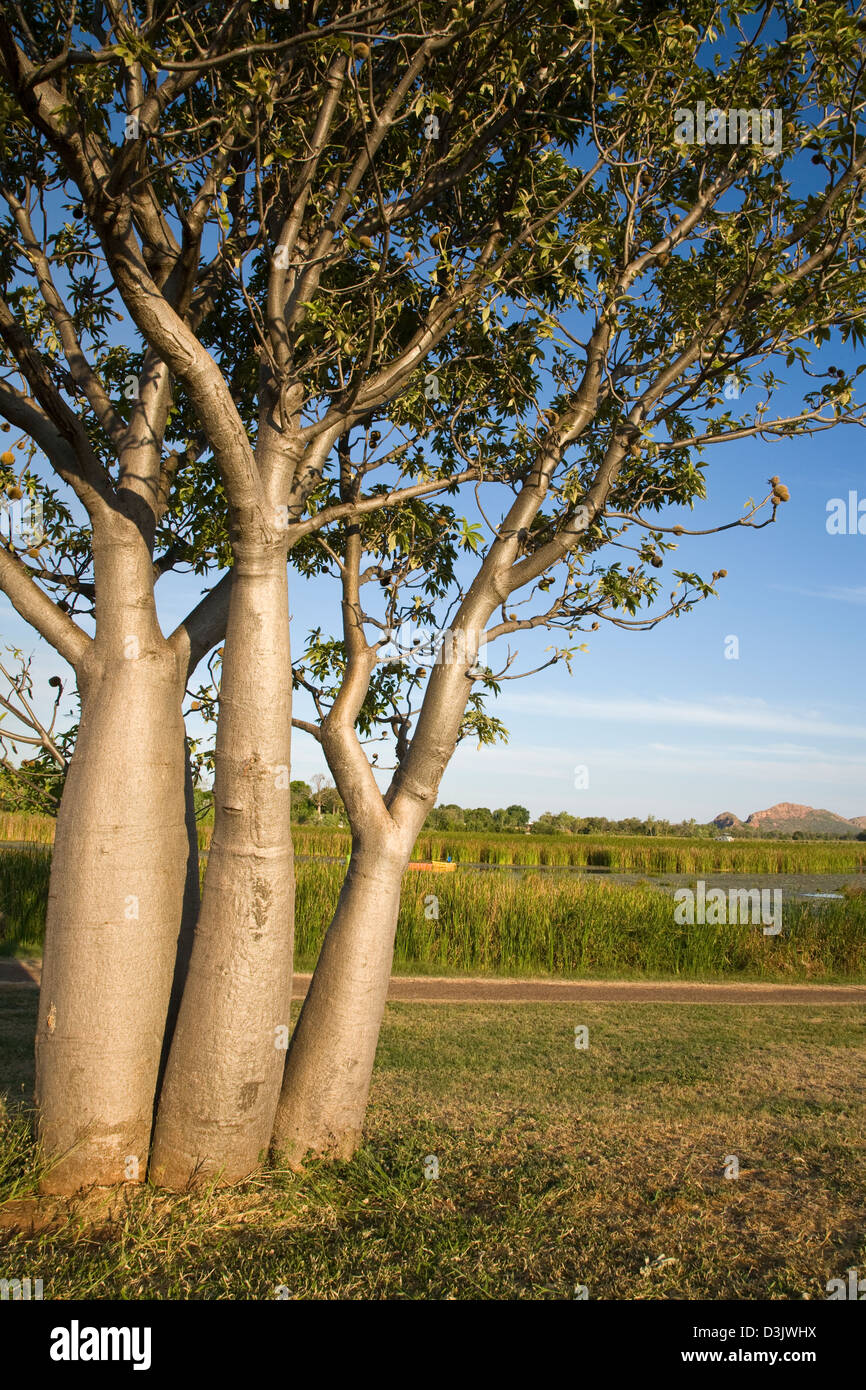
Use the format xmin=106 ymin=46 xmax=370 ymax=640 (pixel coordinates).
xmin=1 ymin=993 xmax=863 ymax=1299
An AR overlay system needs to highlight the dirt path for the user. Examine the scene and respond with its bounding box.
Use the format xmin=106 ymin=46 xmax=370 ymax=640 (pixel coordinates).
xmin=300 ymin=974 xmax=866 ymax=1004
xmin=1 ymin=957 xmax=863 ymax=1003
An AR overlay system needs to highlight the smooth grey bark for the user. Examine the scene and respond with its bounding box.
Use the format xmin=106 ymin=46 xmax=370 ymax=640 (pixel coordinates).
xmin=36 ymin=539 xmax=192 ymax=1194
xmin=270 ymin=836 xmax=406 ymax=1163
xmin=272 ymin=611 xmax=487 ymax=1165
xmin=150 ymin=544 xmax=294 ymax=1189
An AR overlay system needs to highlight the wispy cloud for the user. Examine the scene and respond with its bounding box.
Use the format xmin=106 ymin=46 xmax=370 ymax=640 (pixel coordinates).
xmin=494 ymin=691 xmax=866 ymax=740
xmin=437 ymin=737 xmax=866 ymax=819
xmin=772 ymin=583 xmax=866 ymax=605
xmin=651 ymin=740 xmax=866 ymax=764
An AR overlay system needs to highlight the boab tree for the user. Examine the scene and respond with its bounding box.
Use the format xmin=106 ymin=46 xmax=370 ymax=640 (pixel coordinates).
xmin=271 ymin=0 xmax=866 ymax=1163
xmin=0 ymin=86 xmax=232 ymax=1190
xmin=0 ymin=0 xmax=613 ymax=1188
xmin=142 ymin=1 xmax=621 ymax=1190
xmin=3 ymin=0 xmax=864 ymax=1190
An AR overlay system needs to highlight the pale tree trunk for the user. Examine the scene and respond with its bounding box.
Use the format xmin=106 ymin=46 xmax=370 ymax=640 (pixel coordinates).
xmin=36 ymin=535 xmax=192 ymax=1194
xmin=271 ymin=834 xmax=408 ymax=1163
xmin=0 ymin=215 xmax=232 ymax=1193
xmin=150 ymin=543 xmax=294 ymax=1189
xmin=273 ymin=350 xmax=622 ymax=1167
xmin=273 ymin=459 xmax=582 ymax=1163
xmin=272 ymin=526 xmax=471 ymax=1165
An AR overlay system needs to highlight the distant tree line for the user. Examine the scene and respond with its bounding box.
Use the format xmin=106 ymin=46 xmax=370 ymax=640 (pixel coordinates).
xmin=425 ymin=803 xmax=531 ymax=832
xmin=413 ymin=805 xmax=866 ymax=839
xmin=5 ymin=767 xmax=864 ymax=841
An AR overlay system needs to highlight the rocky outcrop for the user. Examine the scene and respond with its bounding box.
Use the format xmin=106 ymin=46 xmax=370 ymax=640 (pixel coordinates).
xmin=713 ymin=802 xmax=863 ymax=837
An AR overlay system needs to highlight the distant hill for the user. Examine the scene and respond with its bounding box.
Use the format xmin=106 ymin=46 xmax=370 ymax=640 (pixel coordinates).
xmin=713 ymin=802 xmax=866 ymax=838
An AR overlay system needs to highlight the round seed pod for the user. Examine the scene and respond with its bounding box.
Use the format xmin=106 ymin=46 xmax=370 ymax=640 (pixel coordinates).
xmin=773 ymin=484 xmax=790 ymax=502
xmin=354 ymin=42 xmax=370 ymax=59
xmin=0 ymin=450 xmax=15 ymax=466
xmin=6 ymin=485 xmax=23 ymax=500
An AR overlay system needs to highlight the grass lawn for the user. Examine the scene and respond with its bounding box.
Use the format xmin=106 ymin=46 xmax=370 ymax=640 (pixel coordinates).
xmin=1 ymin=987 xmax=863 ymax=1299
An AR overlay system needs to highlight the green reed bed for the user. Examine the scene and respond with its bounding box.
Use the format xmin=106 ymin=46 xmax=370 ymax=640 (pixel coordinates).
xmin=2 ymin=848 xmax=864 ymax=981
xmin=0 ymin=846 xmax=51 ymax=955
xmin=295 ymin=825 xmax=866 ymax=875
xmin=408 ymin=830 xmax=866 ymax=874
xmin=0 ymin=811 xmax=56 ymax=845
xmin=390 ymin=871 xmax=866 ymax=981
xmin=293 ymin=862 xmax=865 ymax=981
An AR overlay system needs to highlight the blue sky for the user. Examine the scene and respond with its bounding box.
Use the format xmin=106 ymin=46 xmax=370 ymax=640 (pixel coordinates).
xmin=423 ymin=416 xmax=866 ymax=822
xmin=3 ymin=380 xmax=864 ymax=824
xmin=284 ymin=395 xmax=864 ymax=821
xmin=12 ymin=406 xmax=863 ymax=826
